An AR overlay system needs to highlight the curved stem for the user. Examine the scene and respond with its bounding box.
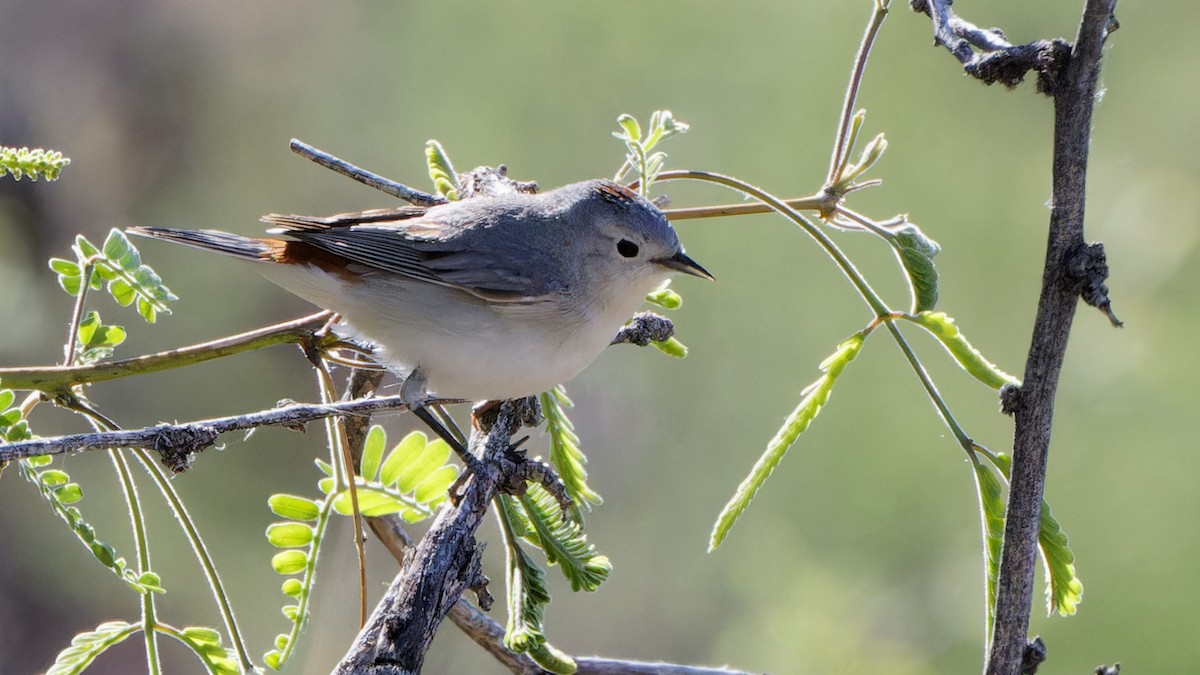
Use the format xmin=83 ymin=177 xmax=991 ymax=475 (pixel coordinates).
xmin=313 ymin=358 xmax=368 ymax=627
xmin=67 ymin=398 xmax=161 ymax=674
xmin=132 ymin=448 xmax=256 ymax=672
xmin=655 ymin=170 xmax=890 ymax=317
xmin=111 ymin=449 xmax=160 ymax=674
xmin=659 ymin=170 xmax=978 ymax=460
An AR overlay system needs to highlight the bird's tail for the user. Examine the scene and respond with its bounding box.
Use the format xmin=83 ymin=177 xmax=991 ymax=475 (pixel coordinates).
xmin=127 ymin=226 xmax=278 ymax=261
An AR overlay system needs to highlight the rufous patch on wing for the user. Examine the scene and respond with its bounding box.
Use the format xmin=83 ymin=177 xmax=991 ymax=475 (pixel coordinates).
xmin=261 ymin=240 xmax=361 ymax=280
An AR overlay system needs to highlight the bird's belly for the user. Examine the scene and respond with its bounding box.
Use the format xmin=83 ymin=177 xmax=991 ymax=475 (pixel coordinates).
xmin=263 ymin=264 xmax=611 ymax=400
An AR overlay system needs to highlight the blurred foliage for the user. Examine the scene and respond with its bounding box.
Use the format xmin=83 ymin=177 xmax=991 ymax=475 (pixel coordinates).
xmin=1 ymin=1 xmax=1196 ymax=673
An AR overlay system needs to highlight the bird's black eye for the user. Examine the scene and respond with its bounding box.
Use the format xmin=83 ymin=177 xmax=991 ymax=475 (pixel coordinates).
xmin=617 ymin=239 xmax=640 ymax=258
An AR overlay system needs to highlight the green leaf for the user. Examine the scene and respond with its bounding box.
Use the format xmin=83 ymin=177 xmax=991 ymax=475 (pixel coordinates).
xmin=889 ymin=220 xmax=941 ymax=312
xmin=0 ymin=389 xmax=13 ymax=412
xmin=332 ymin=487 xmax=406 ymax=517
xmin=518 ymin=485 xmax=611 ymax=592
xmin=527 ymin=642 xmax=578 ymax=675
xmin=413 ymin=465 xmax=459 ymax=505
xmin=281 ymin=578 xmax=303 ymax=597
xmin=172 ymin=625 xmax=240 ymax=675
xmin=498 ymin=497 xmax=552 ymax=650
xmin=379 ymin=431 xmax=428 ymax=487
xmin=395 ymin=438 xmax=451 ymax=493
xmin=907 ymin=312 xmax=1019 ymax=389
xmin=136 ymin=571 xmax=165 ymax=594
xmin=102 ymin=229 xmax=131 ymax=262
xmin=645 ymin=286 xmax=683 ymax=310
xmin=137 ymin=296 xmax=158 ymax=323
xmin=0 ymin=407 xmax=23 ymax=427
xmin=74 ymin=235 xmax=100 ymax=260
xmin=973 ymin=461 xmax=1006 ymax=635
xmin=109 ymin=278 xmax=136 ymax=307
xmin=271 ymin=550 xmax=309 ymax=575
xmin=58 ymin=274 xmax=82 ymax=296
xmin=266 ymin=522 xmax=315 ymax=548
xmin=40 ymin=469 xmax=70 ymax=487
xmin=540 ymin=386 xmax=601 ymax=520
xmin=268 ymin=494 xmax=321 ymax=521
xmin=616 ymin=114 xmax=642 ymax=142
xmin=710 ymin=332 xmax=865 ymax=551
xmin=264 ymin=650 xmax=283 ymax=670
xmin=1038 ymin=498 xmax=1083 ymax=616
xmin=45 ymin=621 xmax=136 ymax=675
xmin=425 ymin=140 xmax=459 ymax=201
xmin=359 ymin=425 xmax=386 ymax=481
xmin=988 ymin=454 xmax=1083 ymax=617
xmin=95 ymin=324 xmax=126 ymax=348
xmin=54 ymin=483 xmax=84 ymax=504
xmin=652 ymin=337 xmax=688 ymax=358
xmin=49 ymin=258 xmax=80 ymax=277
xmin=76 ymin=312 xmax=100 ymax=347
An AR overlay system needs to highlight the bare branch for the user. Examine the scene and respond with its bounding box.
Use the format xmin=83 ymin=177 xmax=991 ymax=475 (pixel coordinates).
xmin=289 ymin=139 xmax=446 ymax=206
xmin=910 ymin=0 xmax=1074 ymax=91
xmin=986 ymin=1 xmax=1120 ymax=674
xmin=0 ymin=395 xmax=468 ymax=472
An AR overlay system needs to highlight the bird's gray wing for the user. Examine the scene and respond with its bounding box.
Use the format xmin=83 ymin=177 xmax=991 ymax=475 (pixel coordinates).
xmin=261 ymin=210 xmax=559 ymax=303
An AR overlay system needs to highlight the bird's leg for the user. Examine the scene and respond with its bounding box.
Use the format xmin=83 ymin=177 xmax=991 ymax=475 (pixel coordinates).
xmin=401 ymin=369 xmax=486 ymax=478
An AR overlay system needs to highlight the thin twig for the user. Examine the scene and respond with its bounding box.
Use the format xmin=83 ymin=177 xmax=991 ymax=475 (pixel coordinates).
xmin=662 ymin=194 xmax=830 ymax=221
xmin=828 ymin=0 xmax=891 ymax=185
xmin=0 ymin=395 xmax=465 ymax=468
xmin=289 ymin=139 xmax=446 ymax=207
xmin=986 ymin=1 xmax=1119 ymax=674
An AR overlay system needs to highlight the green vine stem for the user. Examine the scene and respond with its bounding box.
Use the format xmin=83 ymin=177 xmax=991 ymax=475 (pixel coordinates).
xmin=313 ymin=357 xmax=368 ymax=627
xmin=656 ymin=170 xmax=978 ymax=458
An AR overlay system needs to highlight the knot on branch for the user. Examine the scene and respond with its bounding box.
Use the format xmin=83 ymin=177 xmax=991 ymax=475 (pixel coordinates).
xmin=153 ymin=423 xmax=220 ymax=473
xmin=911 ymin=0 xmax=1071 ymax=92
xmin=473 ymin=396 xmax=542 ymax=432
xmin=1000 ymin=382 xmax=1023 ymax=416
xmin=1021 ymin=636 xmax=1047 ymax=674
xmin=1064 ymin=242 xmax=1122 ymax=327
xmin=458 ymin=165 xmax=538 ymax=199
xmin=974 ymin=39 xmax=1071 ymax=93
xmin=611 ymin=311 xmax=676 ymax=346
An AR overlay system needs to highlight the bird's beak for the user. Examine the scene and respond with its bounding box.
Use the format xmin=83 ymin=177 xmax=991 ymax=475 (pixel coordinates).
xmin=657 ymin=250 xmax=714 ymax=281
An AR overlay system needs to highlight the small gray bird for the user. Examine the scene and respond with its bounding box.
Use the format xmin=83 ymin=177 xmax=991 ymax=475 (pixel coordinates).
xmin=130 ymin=179 xmax=711 ymax=406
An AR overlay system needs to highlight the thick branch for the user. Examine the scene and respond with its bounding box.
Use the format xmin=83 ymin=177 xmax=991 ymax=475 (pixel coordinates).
xmin=334 ymin=403 xmax=520 ymax=674
xmin=986 ymin=1 xmax=1118 ymax=674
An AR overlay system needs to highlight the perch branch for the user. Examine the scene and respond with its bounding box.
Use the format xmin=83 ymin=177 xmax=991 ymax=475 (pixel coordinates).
xmin=986 ymin=1 xmax=1119 ymax=674
xmin=0 ymin=311 xmax=334 ymax=393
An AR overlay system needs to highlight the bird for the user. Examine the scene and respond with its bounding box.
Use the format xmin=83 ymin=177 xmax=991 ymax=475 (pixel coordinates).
xmin=129 ymin=179 xmax=711 ymax=413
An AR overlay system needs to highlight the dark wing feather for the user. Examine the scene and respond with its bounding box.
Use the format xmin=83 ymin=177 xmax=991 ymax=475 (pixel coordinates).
xmin=261 ymin=206 xmax=429 ymax=232
xmin=261 ymin=207 xmax=559 ymax=303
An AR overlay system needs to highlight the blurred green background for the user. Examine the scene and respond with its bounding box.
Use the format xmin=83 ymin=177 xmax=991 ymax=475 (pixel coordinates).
xmin=0 ymin=1 xmax=1194 ymax=673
